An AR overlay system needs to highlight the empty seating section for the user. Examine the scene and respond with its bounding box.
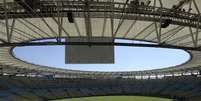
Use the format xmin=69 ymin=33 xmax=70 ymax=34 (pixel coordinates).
xmin=0 ymin=75 xmax=201 ymax=101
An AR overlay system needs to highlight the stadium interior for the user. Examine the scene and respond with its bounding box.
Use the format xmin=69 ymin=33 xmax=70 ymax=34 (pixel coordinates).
xmin=1 ymin=0 xmax=201 ymax=101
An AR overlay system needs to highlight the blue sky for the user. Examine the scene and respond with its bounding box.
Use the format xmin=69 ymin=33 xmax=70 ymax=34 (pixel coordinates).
xmin=13 ymin=39 xmax=190 ymax=72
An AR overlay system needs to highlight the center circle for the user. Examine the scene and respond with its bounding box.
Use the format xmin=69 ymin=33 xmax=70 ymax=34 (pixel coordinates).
xmin=12 ymin=39 xmax=191 ymax=72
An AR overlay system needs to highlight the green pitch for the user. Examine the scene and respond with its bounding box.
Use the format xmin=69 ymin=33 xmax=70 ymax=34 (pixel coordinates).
xmin=53 ymin=96 xmax=172 ymax=101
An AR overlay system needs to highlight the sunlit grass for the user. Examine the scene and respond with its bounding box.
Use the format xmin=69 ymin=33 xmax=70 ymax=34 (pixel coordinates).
xmin=53 ymin=96 xmax=172 ymax=101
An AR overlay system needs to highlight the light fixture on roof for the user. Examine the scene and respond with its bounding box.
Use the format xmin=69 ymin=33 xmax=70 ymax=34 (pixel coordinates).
xmin=161 ymin=19 xmax=172 ymax=28
xmin=67 ymin=12 xmax=74 ymax=23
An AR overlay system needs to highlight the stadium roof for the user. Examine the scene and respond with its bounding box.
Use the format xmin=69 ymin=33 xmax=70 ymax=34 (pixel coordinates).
xmin=0 ymin=0 xmax=201 ymax=76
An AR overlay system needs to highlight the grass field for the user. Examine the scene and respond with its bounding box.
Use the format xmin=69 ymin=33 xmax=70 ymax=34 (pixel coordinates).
xmin=53 ymin=96 xmax=172 ymax=101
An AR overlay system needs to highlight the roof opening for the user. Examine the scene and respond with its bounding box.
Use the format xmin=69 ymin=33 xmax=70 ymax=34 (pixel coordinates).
xmin=12 ymin=39 xmax=191 ymax=72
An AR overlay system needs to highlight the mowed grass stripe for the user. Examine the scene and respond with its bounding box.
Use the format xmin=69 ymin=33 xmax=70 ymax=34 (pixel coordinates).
xmin=53 ymin=96 xmax=172 ymax=101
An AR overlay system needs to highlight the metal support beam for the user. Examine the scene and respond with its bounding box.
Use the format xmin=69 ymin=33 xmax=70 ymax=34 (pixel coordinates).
xmin=17 ymin=19 xmax=44 ymax=38
xmin=102 ymin=5 xmax=107 ymax=37
xmin=14 ymin=0 xmax=58 ymax=38
xmin=114 ymin=0 xmax=129 ymax=37
xmin=173 ymin=0 xmax=192 ymax=9
xmin=133 ymin=23 xmax=154 ymax=39
xmin=22 ymin=18 xmax=51 ymax=37
xmin=158 ymin=0 xmax=163 ymax=8
xmin=110 ymin=0 xmax=114 ymax=39
xmin=161 ymin=26 xmax=184 ymax=42
xmin=0 ymin=1 xmax=200 ymax=30
xmin=123 ymin=20 xmax=137 ymax=38
xmin=192 ymin=0 xmax=200 ymax=14
xmin=154 ymin=22 xmax=160 ymax=43
xmin=74 ymin=19 xmax=81 ymax=37
xmin=9 ymin=19 xmax=16 ymax=42
xmin=57 ymin=1 xmax=62 ymax=42
xmin=84 ymin=0 xmax=92 ymax=42
xmin=192 ymin=0 xmax=201 ymax=47
xmin=189 ymin=27 xmax=197 ymax=47
xmin=0 ymin=41 xmax=199 ymax=51
xmin=3 ymin=0 xmax=10 ymax=43
xmin=157 ymin=0 xmax=163 ymax=43
xmin=153 ymin=0 xmax=160 ymax=44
